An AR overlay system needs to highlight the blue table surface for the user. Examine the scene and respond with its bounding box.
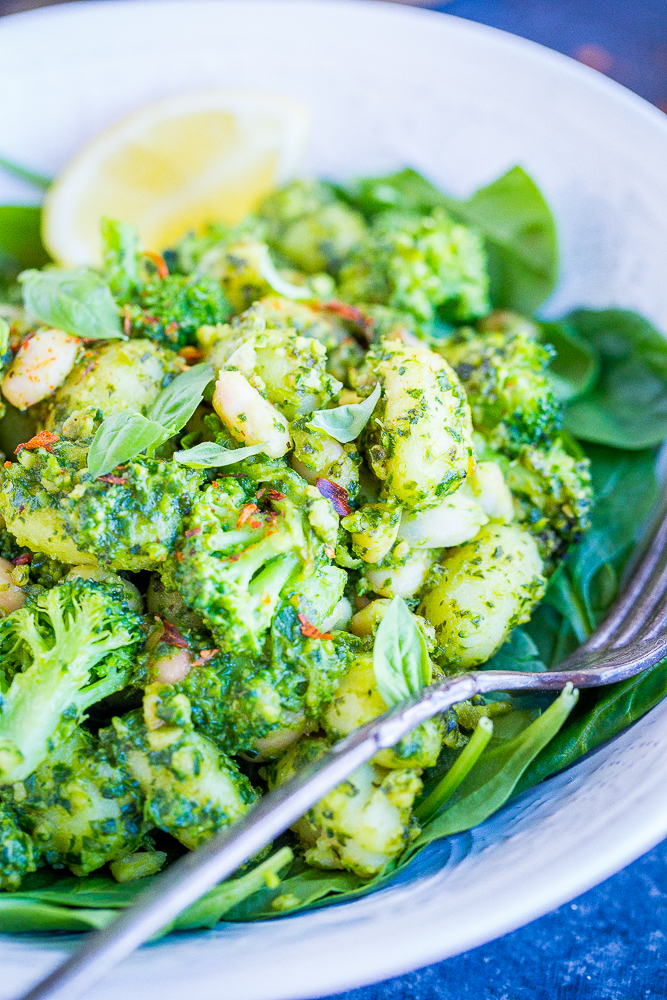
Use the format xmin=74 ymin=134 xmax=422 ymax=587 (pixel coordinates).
xmin=1 ymin=0 xmax=667 ymax=997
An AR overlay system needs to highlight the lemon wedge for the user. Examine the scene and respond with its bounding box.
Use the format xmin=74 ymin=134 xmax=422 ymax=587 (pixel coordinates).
xmin=43 ymin=89 xmax=310 ymax=266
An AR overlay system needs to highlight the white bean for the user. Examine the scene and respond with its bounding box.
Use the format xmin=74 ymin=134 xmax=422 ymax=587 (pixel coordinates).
xmin=0 ymin=557 xmax=26 ymax=616
xmin=212 ymin=370 xmax=291 ymax=459
xmin=2 ymin=328 xmax=79 ymax=410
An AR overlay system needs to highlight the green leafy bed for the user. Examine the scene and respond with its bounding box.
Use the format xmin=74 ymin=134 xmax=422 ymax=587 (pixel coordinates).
xmin=0 ymin=162 xmax=666 ymax=932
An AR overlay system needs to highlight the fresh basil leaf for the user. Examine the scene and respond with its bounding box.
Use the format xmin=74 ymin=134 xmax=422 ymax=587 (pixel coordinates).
xmin=174 ymin=440 xmax=266 ymax=468
xmin=340 ymin=166 xmax=559 ymax=314
xmin=373 ymin=596 xmax=431 ymax=707
xmin=0 ymin=155 xmax=52 ymax=190
xmin=412 ymin=684 xmax=577 ymax=846
xmin=147 ymin=362 xmax=215 ymax=433
xmin=87 ymin=411 xmax=168 ymax=478
xmin=19 ymin=267 xmax=123 ymax=340
xmin=309 ymin=383 xmax=381 ymax=443
xmin=101 ymin=217 xmax=140 ymax=301
xmin=563 ymin=309 xmax=667 ymax=449
xmin=540 ymin=320 xmax=600 ymax=402
xmin=515 ymin=658 xmax=667 ymax=795
xmin=0 ymin=206 xmax=51 ymax=287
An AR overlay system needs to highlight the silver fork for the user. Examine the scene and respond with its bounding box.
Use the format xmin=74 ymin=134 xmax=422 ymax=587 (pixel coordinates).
xmin=17 ymin=494 xmax=667 ymax=1000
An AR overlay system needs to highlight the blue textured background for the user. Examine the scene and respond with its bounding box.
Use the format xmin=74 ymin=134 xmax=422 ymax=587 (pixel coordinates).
xmin=1 ymin=0 xmax=667 ymax=996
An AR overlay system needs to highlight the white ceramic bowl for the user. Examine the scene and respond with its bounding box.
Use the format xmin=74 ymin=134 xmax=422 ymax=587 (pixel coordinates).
xmin=2 ymin=2 xmax=667 ymax=997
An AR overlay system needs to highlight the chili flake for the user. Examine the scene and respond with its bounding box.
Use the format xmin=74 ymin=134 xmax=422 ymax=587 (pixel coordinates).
xmin=185 ymin=526 xmax=202 ymax=538
xmin=192 ymin=648 xmax=219 ymax=667
xmin=15 ymin=431 xmax=60 ymax=455
xmin=143 ymin=250 xmax=169 ymax=279
xmin=298 ymin=613 xmax=333 ymax=641
xmin=13 ymin=553 xmax=32 ymax=566
xmin=161 ymin=621 xmax=188 ymax=648
xmin=98 ymin=474 xmax=128 ymax=486
xmin=315 ymin=478 xmax=351 ymax=516
xmin=237 ymin=503 xmax=259 ymax=528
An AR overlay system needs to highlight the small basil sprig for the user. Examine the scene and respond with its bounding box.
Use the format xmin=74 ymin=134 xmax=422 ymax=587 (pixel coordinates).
xmin=174 ymin=441 xmax=266 ymax=468
xmin=87 ymin=362 xmax=215 ymax=478
xmin=373 ymin=596 xmax=432 ymax=707
xmin=19 ymin=267 xmax=122 ymax=341
xmin=309 ymin=383 xmax=381 ymax=444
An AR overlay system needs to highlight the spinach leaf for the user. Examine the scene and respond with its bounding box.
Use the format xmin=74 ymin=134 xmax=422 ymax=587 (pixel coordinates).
xmin=0 ymin=206 xmax=51 ymax=287
xmin=0 ymin=155 xmax=51 ymax=190
xmin=412 ymin=684 xmax=577 ymax=846
xmin=146 ymin=362 xmax=215 ymax=433
xmin=224 ymin=865 xmax=362 ymax=922
xmin=87 ymin=412 xmax=167 ymax=478
xmin=483 ymin=627 xmax=547 ymax=673
xmin=19 ymin=267 xmax=122 ymax=341
xmin=101 ymin=217 xmax=140 ymax=301
xmin=415 ymin=717 xmax=494 ymax=823
xmin=174 ymin=441 xmax=266 ymax=468
xmin=540 ymin=320 xmax=600 ymax=402
xmin=340 ymin=166 xmax=558 ymax=314
xmin=309 ymin=383 xmax=381 ymax=443
xmin=446 ymin=166 xmax=558 ymax=315
xmin=563 ymin=309 xmax=667 ymax=449
xmin=515 ymin=658 xmax=667 ymax=795
xmin=373 ymin=597 xmax=431 ymax=707
xmin=0 ymin=900 xmax=115 ymax=933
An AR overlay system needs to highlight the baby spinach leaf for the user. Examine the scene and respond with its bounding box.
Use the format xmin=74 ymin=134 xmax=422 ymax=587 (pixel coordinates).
xmin=146 ymin=362 xmax=215 ymax=433
xmin=563 ymin=309 xmax=667 ymax=449
xmin=101 ymin=217 xmax=140 ymax=301
xmin=0 ymin=898 xmax=116 ymax=933
xmin=87 ymin=412 xmax=167 ymax=478
xmin=174 ymin=440 xmax=266 ymax=468
xmin=224 ymin=864 xmax=361 ymax=922
xmin=309 ymin=383 xmax=381 ymax=443
xmin=415 ymin=717 xmax=494 ymax=823
xmin=0 ymin=154 xmax=52 ymax=190
xmin=0 ymin=206 xmax=51 ymax=286
xmin=412 ymin=684 xmax=577 ymax=846
xmin=540 ymin=320 xmax=600 ymax=402
xmin=515 ymin=658 xmax=667 ymax=795
xmin=483 ymin=627 xmax=547 ymax=673
xmin=19 ymin=267 xmax=122 ymax=341
xmin=373 ymin=596 xmax=431 ymax=707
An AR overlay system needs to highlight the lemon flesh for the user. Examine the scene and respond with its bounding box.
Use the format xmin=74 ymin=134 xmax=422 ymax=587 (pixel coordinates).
xmin=43 ymin=90 xmax=310 ymax=266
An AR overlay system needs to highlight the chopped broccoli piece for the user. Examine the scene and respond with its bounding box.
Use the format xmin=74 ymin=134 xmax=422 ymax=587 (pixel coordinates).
xmin=163 ymin=477 xmax=312 ymax=655
xmin=338 ymin=209 xmax=489 ymax=323
xmin=438 ymin=311 xmax=563 ymax=455
xmin=0 ymin=577 xmax=144 ymax=784
xmin=508 ymin=437 xmax=594 ymax=565
xmin=103 ymin=703 xmax=257 ymax=850
xmin=127 ymin=274 xmax=232 ymax=350
xmin=9 ymin=727 xmax=147 ymax=876
xmin=0 ymin=798 xmax=36 ymax=889
xmin=258 ymin=180 xmax=367 ymax=275
xmin=0 ymin=438 xmax=204 ymax=571
xmin=43 ymin=339 xmax=180 ymax=433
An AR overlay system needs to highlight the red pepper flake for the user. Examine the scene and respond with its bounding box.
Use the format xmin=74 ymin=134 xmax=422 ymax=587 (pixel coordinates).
xmin=325 ymin=545 xmax=336 ymax=559
xmin=175 ymin=551 xmax=184 ymax=562
xmin=161 ymin=621 xmax=188 ymax=648
xmin=15 ymin=431 xmax=60 ymax=455
xmin=98 ymin=474 xmax=128 ymax=486
xmin=185 ymin=526 xmax=202 ymax=538
xmin=123 ymin=304 xmax=132 ymax=338
xmin=256 ymin=488 xmax=266 ymax=500
xmin=179 ymin=345 xmax=204 ymax=363
xmin=13 ymin=553 xmax=32 ymax=566
xmin=317 ymin=299 xmax=373 ymax=331
xmin=192 ymin=648 xmax=219 ymax=667
xmin=298 ymin=613 xmax=333 ymax=641
xmin=4 ymin=461 xmax=11 ymax=469
xmin=315 ymin=478 xmax=351 ymax=516
xmin=228 ymin=553 xmax=241 ymax=562
xmin=237 ymin=503 xmax=259 ymax=528
xmin=266 ymin=489 xmax=286 ymax=502
xmin=143 ymin=250 xmax=169 ymax=279
xmin=250 ymin=520 xmax=262 ymax=529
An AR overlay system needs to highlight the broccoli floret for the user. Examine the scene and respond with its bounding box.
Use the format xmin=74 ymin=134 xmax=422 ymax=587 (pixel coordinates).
xmin=507 ymin=437 xmax=594 ymax=565
xmin=127 ymin=275 xmax=232 ymax=350
xmin=438 ymin=312 xmax=563 ymax=455
xmin=257 ymin=180 xmax=367 ymax=275
xmin=43 ymin=339 xmax=180 ymax=433
xmin=0 ymin=439 xmax=204 ymax=571
xmin=0 ymin=798 xmax=36 ymax=889
xmin=8 ymin=727 xmax=147 ymax=876
xmin=163 ymin=477 xmax=315 ymax=655
xmin=103 ymin=703 xmax=257 ymax=850
xmin=0 ymin=577 xmax=144 ymax=784
xmin=271 ymin=736 xmax=422 ymax=877
xmin=338 ymin=209 xmax=489 ymax=323
xmin=178 ymin=233 xmax=279 ymax=314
